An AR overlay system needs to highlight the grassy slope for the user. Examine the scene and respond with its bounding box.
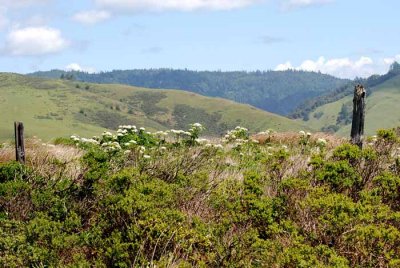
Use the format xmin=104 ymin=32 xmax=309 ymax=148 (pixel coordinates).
xmin=29 ymin=69 xmax=349 ymax=116
xmin=305 ymin=74 xmax=400 ymax=136
xmin=0 ymin=73 xmax=308 ymax=141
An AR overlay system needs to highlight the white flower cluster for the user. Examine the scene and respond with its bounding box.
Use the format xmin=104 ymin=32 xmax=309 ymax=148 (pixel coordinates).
xmin=102 ymin=131 xmax=113 ymax=137
xmin=119 ymin=125 xmax=137 ymax=130
xmin=137 ymin=146 xmax=151 ymax=159
xmin=70 ymin=135 xmax=80 ymax=142
xmin=192 ymin=123 xmax=203 ymax=128
xmin=101 ymin=141 xmax=122 ymax=152
xmin=189 ymin=123 xmax=204 ymax=133
xmin=257 ymin=129 xmax=274 ymax=136
xmin=169 ymin=123 xmax=205 ymax=143
xmin=70 ymin=135 xmax=99 ymax=145
xmin=102 ymin=131 xmax=117 ymax=140
xmin=153 ymin=131 xmax=169 ymax=138
xmin=69 ymin=122 xmax=210 ymax=157
xmin=317 ymin=138 xmax=327 ymax=147
xmin=81 ymin=138 xmax=99 ymax=144
xmin=118 ymin=125 xmax=138 ymax=134
xmin=195 ymin=138 xmax=209 ymax=145
xmin=205 ymin=143 xmax=224 ymax=150
xmin=299 ymin=131 xmax=312 ymax=137
xmin=223 ymin=126 xmax=249 ymax=143
xmin=171 ymin=129 xmax=191 ymax=137
xmin=229 ymin=138 xmax=251 ymax=150
xmin=124 ymin=140 xmax=138 ymax=147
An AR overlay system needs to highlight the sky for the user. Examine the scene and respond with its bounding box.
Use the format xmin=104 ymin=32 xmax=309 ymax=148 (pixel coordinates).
xmin=0 ymin=0 xmax=399 ymax=79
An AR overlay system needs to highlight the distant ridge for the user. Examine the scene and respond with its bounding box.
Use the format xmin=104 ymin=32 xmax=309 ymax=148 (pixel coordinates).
xmin=29 ymin=69 xmax=348 ymax=116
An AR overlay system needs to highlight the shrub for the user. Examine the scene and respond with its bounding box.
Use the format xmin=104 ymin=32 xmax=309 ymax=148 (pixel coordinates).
xmin=377 ymin=128 xmax=397 ymax=142
xmin=315 ymin=160 xmax=361 ymax=192
xmin=0 ymin=162 xmax=29 ymax=182
xmin=371 ymin=172 xmax=400 ymax=209
xmin=1 ymin=124 xmax=400 ymax=266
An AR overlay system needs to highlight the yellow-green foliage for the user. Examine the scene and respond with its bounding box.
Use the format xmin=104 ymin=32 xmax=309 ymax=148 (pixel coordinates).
xmin=1 ymin=126 xmax=400 ymax=267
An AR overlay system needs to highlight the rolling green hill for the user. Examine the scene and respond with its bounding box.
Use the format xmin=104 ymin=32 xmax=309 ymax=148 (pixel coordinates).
xmin=0 ymin=73 xmax=309 ymax=141
xmin=304 ymin=70 xmax=400 ymax=136
xmin=29 ymin=69 xmax=348 ymax=116
xmin=291 ymin=62 xmax=400 ymax=121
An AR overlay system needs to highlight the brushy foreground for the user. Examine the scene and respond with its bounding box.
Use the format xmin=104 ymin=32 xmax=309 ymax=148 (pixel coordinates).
xmin=1 ymin=124 xmax=400 ymax=267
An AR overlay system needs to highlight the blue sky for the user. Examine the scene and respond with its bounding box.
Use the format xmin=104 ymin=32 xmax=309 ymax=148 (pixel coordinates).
xmin=0 ymin=0 xmax=399 ymax=78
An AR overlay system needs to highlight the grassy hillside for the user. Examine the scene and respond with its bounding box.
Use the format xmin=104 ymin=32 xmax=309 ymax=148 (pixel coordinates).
xmin=29 ymin=69 xmax=348 ymax=115
xmin=0 ymin=73 xmax=308 ymax=141
xmin=305 ymin=72 xmax=400 ymax=136
xmin=291 ymin=62 xmax=400 ymax=121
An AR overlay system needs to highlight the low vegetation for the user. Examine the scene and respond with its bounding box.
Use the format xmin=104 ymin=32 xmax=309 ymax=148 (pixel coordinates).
xmin=1 ymin=124 xmax=400 ymax=267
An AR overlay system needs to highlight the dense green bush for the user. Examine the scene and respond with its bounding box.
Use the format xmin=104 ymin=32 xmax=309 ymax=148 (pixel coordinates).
xmin=0 ymin=161 xmax=29 ymax=182
xmin=1 ymin=126 xmax=400 ymax=267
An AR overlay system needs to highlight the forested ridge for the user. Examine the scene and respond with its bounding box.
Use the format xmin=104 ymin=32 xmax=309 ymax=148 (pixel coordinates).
xmin=29 ymin=69 xmax=348 ymax=116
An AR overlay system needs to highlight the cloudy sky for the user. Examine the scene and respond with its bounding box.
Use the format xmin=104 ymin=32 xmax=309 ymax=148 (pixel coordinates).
xmin=0 ymin=0 xmax=399 ymax=78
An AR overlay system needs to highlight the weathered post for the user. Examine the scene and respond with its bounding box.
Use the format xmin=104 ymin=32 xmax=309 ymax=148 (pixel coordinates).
xmin=351 ymin=85 xmax=366 ymax=148
xmin=14 ymin=122 xmax=26 ymax=164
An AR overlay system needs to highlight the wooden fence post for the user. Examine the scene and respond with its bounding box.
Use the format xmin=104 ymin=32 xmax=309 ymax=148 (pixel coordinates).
xmin=14 ymin=122 xmax=26 ymax=164
xmin=351 ymin=85 xmax=366 ymax=148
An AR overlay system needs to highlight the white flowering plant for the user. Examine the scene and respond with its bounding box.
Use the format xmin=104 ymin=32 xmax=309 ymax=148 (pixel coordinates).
xmin=71 ymin=124 xmax=157 ymax=153
xmin=316 ymin=138 xmax=328 ymax=151
xmin=299 ymin=130 xmax=312 ymax=146
xmin=186 ymin=123 xmax=205 ymax=146
xmin=170 ymin=123 xmax=206 ymax=146
xmin=223 ymin=126 xmax=249 ymax=143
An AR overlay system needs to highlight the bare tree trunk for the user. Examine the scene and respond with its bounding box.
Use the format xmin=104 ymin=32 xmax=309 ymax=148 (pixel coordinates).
xmin=14 ymin=122 xmax=26 ymax=164
xmin=351 ymin=85 xmax=366 ymax=148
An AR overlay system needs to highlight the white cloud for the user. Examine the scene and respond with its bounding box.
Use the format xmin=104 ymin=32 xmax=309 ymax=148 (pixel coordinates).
xmin=95 ymin=0 xmax=260 ymax=12
xmin=3 ymin=26 xmax=68 ymax=56
xmin=73 ymin=10 xmax=111 ymax=25
xmin=383 ymin=55 xmax=400 ymax=65
xmin=65 ymin=63 xmax=96 ymax=73
xmin=275 ymin=56 xmax=376 ymax=78
xmin=275 ymin=61 xmax=293 ymax=71
xmin=282 ymin=0 xmax=332 ymax=10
